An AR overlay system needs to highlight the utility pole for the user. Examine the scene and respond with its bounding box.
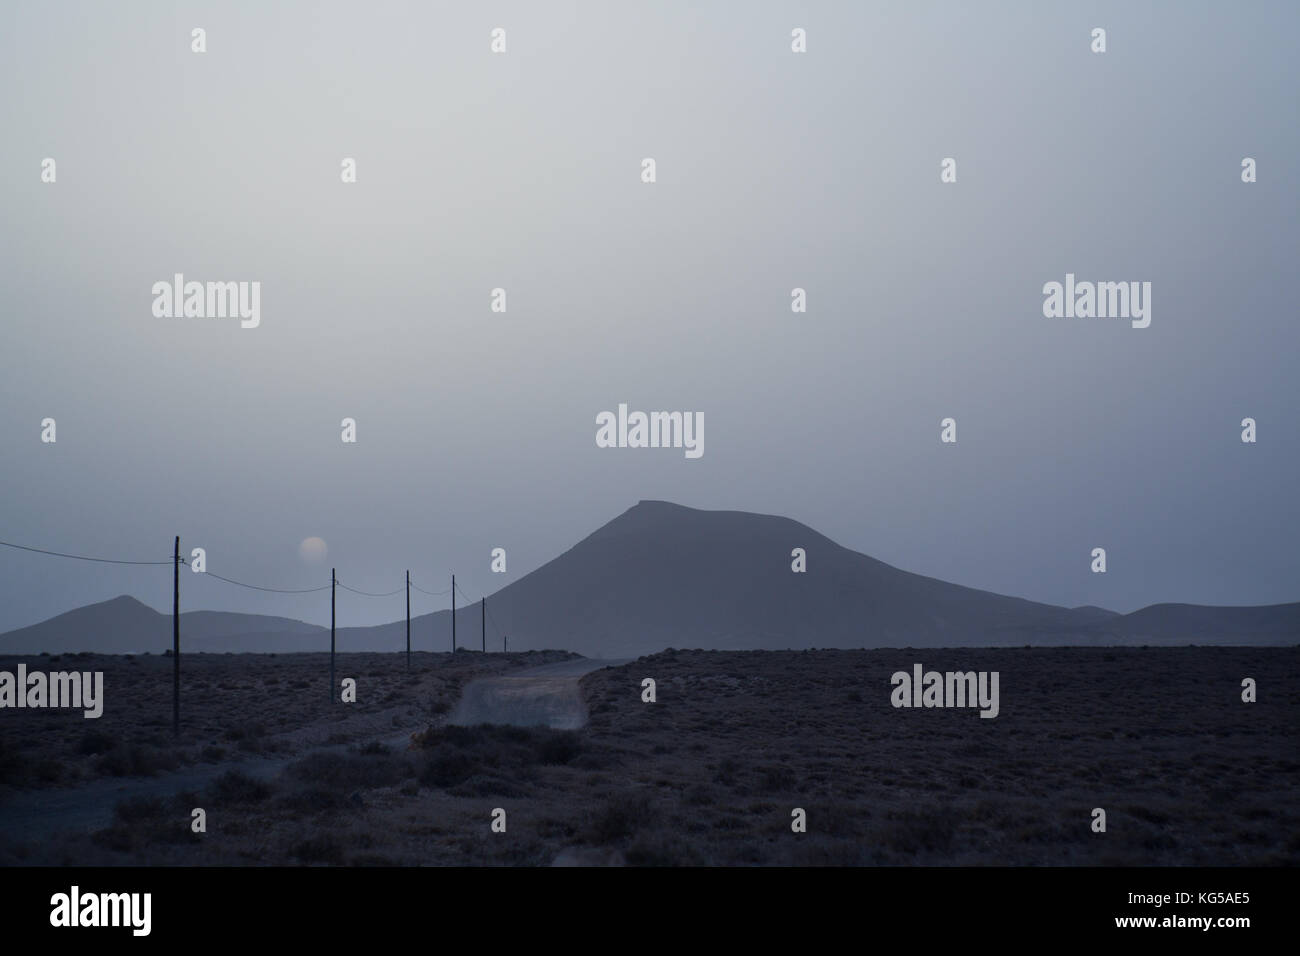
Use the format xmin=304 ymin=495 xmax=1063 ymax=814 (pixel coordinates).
xmin=504 ymin=634 xmax=508 ymax=654
xmin=481 ymin=596 xmax=485 ymax=653
xmin=405 ymin=570 xmax=411 ymax=672
xmin=330 ymin=568 xmax=336 ymax=703
xmin=451 ymin=574 xmax=456 ymax=652
xmin=172 ymin=535 xmax=180 ymax=736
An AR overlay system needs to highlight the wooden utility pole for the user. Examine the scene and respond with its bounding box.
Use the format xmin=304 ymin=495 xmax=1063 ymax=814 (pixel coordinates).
xmin=504 ymin=634 xmax=508 ymax=653
xmin=451 ymin=574 xmax=456 ymax=652
xmin=330 ymin=568 xmax=336 ymax=702
xmin=481 ymin=596 xmax=485 ymax=652
xmin=172 ymin=535 xmax=180 ymax=736
xmin=405 ymin=570 xmax=411 ymax=672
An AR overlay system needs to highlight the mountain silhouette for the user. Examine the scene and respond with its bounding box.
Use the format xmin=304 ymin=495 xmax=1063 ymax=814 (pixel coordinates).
xmin=2 ymin=501 xmax=1297 ymax=655
xmin=0 ymin=595 xmax=325 ymax=654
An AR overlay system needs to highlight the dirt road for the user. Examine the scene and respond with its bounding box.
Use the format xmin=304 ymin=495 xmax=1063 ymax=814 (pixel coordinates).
xmin=448 ymin=657 xmax=627 ymax=729
xmin=0 ymin=656 xmax=624 ymax=844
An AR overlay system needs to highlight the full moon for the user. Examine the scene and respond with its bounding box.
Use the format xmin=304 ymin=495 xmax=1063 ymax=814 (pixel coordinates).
xmin=299 ymin=537 xmax=328 ymax=564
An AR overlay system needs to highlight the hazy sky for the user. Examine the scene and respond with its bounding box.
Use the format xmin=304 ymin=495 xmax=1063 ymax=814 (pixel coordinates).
xmin=1 ymin=1 xmax=1297 ymax=632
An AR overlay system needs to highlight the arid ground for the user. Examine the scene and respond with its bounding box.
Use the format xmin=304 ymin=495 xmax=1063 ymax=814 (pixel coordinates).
xmin=0 ymin=646 xmax=1295 ymax=866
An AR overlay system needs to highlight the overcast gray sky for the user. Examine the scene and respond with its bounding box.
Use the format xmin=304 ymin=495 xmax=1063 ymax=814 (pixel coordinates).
xmin=1 ymin=0 xmax=1296 ymax=631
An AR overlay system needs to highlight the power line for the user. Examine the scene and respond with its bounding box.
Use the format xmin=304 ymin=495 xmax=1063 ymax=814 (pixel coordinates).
xmin=0 ymin=538 xmax=172 ymax=566
xmin=4 ymin=532 xmax=462 ymax=603
xmin=336 ymin=580 xmax=404 ymax=597
xmin=199 ymin=570 xmax=332 ymax=594
xmin=409 ymin=581 xmax=451 ymax=597
xmin=453 ymin=581 xmax=505 ymax=640
xmin=4 ymin=531 xmax=518 ymax=725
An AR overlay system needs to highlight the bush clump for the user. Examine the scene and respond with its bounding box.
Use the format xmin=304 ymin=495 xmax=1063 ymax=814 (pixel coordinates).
xmin=208 ymin=770 xmax=272 ymax=804
xmin=417 ymin=725 xmax=585 ymax=790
